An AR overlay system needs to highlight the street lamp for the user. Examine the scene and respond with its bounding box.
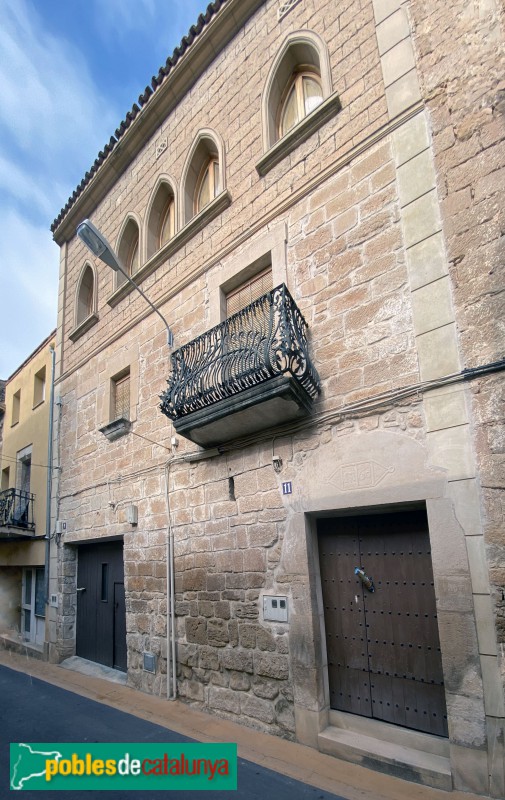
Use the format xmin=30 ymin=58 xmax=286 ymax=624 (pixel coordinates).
xmin=76 ymin=219 xmax=174 ymax=347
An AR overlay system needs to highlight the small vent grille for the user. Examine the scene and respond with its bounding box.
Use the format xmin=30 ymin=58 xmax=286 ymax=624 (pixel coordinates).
xmin=278 ymin=0 xmax=302 ymax=21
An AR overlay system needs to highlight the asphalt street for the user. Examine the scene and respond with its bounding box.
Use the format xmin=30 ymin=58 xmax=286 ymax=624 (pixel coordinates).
xmin=1 ymin=664 xmax=346 ymax=799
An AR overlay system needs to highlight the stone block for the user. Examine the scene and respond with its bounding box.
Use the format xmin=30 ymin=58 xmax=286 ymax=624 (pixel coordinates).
xmin=480 ymin=655 xmax=505 ymax=716
xmin=423 ymin=385 xmax=469 ymax=432
xmin=402 ymin=190 xmax=442 ymax=250
xmin=465 ymin=536 xmax=490 ymax=596
xmin=473 ymin=594 xmax=498 ymax=656
xmin=207 ymin=619 xmax=229 ymax=647
xmin=438 ymin=611 xmax=482 ymax=696
xmin=185 ymin=617 xmax=207 ymax=645
xmin=372 ymin=0 xmax=401 ymax=25
xmin=385 ymin=69 xmax=421 ymax=118
xmin=254 ymin=652 xmax=289 ymax=680
xmin=451 ymin=480 xmax=484 ymax=537
xmin=220 ymin=648 xmax=253 ymax=673
xmin=179 ymin=680 xmax=204 ymax=702
xmin=234 ymin=602 xmax=259 ymax=619
xmin=416 ymin=323 xmax=461 ymax=381
xmin=199 ymin=647 xmax=220 ymax=670
xmin=446 ymin=693 xmax=486 ymax=748
xmin=435 ymin=575 xmax=474 ymax=613
xmin=209 ymin=686 xmax=240 ymax=714
xmin=450 ymin=743 xmax=490 ymax=795
xmin=241 ymin=695 xmax=275 ymax=724
xmin=376 ymin=7 xmax=410 ymax=55
xmin=294 ymin=706 xmax=322 ymax=748
xmin=427 ymin=498 xmax=470 ymax=577
xmin=229 ymin=671 xmax=250 ymax=691
xmin=406 ymin=232 xmax=448 ymax=291
xmin=252 ymin=677 xmax=280 ymax=700
xmin=411 ymin=276 xmax=454 ymax=336
xmin=487 ymin=717 xmax=505 ymax=799
xmin=398 ymin=149 xmax=436 ymax=212
xmin=381 ymin=38 xmax=415 ymax=88
xmin=427 ymin=425 xmax=474 ymax=481
xmin=275 ymin=696 xmax=295 ymax=731
xmin=182 ymin=569 xmax=207 ymax=592
xmin=256 ymin=627 xmax=276 ymax=651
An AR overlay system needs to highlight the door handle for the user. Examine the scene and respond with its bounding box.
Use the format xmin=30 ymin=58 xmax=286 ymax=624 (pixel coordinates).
xmin=355 ymin=567 xmax=375 ymax=593
xmin=76 ymin=587 xmax=86 ymax=592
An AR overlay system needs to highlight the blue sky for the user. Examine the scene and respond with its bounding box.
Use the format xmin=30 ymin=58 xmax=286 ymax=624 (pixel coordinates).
xmin=0 ymin=0 xmax=207 ymax=378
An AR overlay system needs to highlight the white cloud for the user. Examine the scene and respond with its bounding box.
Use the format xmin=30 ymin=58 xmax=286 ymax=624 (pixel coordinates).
xmin=0 ymin=209 xmax=59 ymax=378
xmin=0 ymin=0 xmax=118 ymax=173
xmin=0 ymin=155 xmax=56 ymax=217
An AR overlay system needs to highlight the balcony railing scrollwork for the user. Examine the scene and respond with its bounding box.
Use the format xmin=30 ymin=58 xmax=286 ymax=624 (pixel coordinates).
xmin=0 ymin=488 xmax=35 ymax=532
xmin=160 ymin=284 xmax=320 ymax=444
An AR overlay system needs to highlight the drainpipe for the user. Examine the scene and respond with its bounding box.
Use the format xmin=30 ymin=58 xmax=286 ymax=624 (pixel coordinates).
xmin=44 ymin=345 xmax=56 ymax=606
xmin=164 ymin=460 xmax=177 ymax=699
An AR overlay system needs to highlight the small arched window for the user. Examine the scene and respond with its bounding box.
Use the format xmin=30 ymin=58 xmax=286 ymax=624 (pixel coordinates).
xmin=279 ymin=69 xmax=323 ymax=138
xmin=117 ymin=219 xmax=140 ymax=288
xmin=182 ymin=131 xmax=225 ymax=225
xmin=146 ymin=181 xmax=176 ymax=259
xmin=76 ymin=264 xmax=94 ymax=325
xmin=159 ymin=196 xmax=175 ymax=247
xmin=195 ymin=158 xmax=220 ymax=215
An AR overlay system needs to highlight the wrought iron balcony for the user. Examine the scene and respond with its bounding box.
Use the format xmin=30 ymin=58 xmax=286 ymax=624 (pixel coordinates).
xmin=0 ymin=489 xmax=36 ymax=538
xmin=160 ymin=283 xmax=320 ymax=446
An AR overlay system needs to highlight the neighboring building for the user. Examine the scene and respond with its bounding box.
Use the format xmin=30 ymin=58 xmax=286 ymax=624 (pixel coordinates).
xmin=0 ymin=380 xmax=6 ymax=457
xmin=50 ymin=0 xmax=504 ymax=795
xmin=0 ymin=331 xmax=56 ymax=653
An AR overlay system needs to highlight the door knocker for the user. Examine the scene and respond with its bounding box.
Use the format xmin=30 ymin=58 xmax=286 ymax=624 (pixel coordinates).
xmin=355 ymin=567 xmax=375 ymax=593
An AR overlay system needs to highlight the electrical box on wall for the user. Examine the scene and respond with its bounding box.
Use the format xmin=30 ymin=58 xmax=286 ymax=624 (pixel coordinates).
xmin=50 ymin=594 xmax=58 ymax=608
xmin=263 ymin=595 xmax=288 ymax=622
xmin=143 ymin=652 xmax=156 ymax=673
xmin=126 ymin=505 xmax=138 ymax=525
xmin=55 ymin=520 xmax=67 ymax=534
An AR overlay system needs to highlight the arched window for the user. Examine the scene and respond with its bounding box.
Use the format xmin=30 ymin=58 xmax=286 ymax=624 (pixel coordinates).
xmin=182 ymin=130 xmax=225 ymax=225
xmin=279 ymin=69 xmax=323 ymax=138
xmin=117 ymin=219 xmax=140 ymax=288
xmin=194 ymin=158 xmax=220 ymax=215
xmin=160 ymin=196 xmax=175 ymax=246
xmin=146 ymin=180 xmax=176 ymax=259
xmin=76 ymin=264 xmax=94 ymax=325
xmin=261 ymin=31 xmax=333 ymax=152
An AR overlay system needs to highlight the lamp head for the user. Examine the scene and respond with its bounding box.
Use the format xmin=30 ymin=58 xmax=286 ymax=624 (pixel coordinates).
xmin=76 ymin=219 xmax=122 ymax=272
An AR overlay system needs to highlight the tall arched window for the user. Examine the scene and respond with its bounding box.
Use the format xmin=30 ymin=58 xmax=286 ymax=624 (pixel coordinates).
xmin=76 ymin=264 xmax=94 ymax=325
xmin=182 ymin=130 xmax=225 ymax=225
xmin=160 ymin=196 xmax=175 ymax=246
xmin=261 ymin=31 xmax=333 ymax=152
xmin=279 ymin=69 xmax=323 ymax=138
xmin=194 ymin=158 xmax=220 ymax=215
xmin=146 ymin=180 xmax=176 ymax=259
xmin=117 ymin=219 xmax=140 ymax=288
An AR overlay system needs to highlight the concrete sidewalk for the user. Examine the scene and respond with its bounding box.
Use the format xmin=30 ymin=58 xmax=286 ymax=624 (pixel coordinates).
xmin=0 ymin=648 xmax=487 ymax=800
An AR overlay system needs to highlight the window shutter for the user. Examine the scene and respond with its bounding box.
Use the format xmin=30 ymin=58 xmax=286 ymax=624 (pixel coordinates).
xmin=225 ymin=268 xmax=273 ymax=317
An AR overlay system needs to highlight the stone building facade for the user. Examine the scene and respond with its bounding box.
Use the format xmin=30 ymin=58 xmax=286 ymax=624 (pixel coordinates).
xmin=50 ymin=0 xmax=504 ymax=794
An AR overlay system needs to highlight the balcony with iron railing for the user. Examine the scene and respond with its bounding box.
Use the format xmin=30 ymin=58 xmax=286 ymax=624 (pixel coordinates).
xmin=160 ymin=283 xmax=320 ymax=446
xmin=0 ymin=489 xmax=36 ymax=539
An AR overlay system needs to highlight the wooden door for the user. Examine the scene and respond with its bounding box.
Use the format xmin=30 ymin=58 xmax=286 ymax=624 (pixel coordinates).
xmin=318 ymin=510 xmax=448 ymax=737
xmin=76 ymin=541 xmax=126 ymax=672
